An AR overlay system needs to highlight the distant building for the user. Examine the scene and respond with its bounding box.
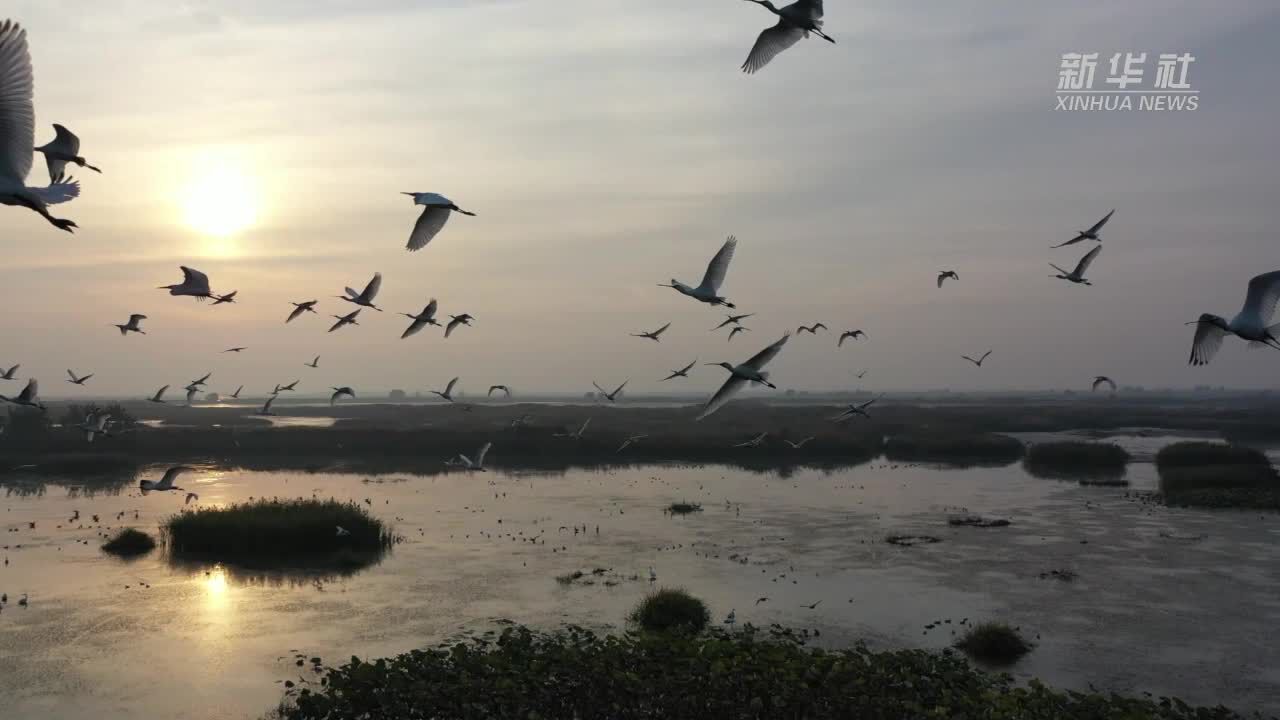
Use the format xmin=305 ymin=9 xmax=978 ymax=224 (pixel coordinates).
xmin=389 ymin=389 xmax=407 ymax=401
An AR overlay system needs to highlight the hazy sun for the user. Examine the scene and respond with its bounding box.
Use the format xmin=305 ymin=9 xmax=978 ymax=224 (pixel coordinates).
xmin=182 ymin=161 xmax=260 ymax=240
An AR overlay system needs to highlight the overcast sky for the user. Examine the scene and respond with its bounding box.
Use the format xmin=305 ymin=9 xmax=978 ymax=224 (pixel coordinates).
xmin=5 ymin=0 xmax=1279 ymax=398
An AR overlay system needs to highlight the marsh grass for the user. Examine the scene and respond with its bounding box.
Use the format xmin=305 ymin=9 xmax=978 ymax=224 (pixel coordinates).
xmin=165 ymin=499 xmax=394 ymax=561
xmin=101 ymin=528 xmax=156 ymax=557
xmin=883 ymin=432 xmax=1024 ymax=466
xmin=629 ymin=588 xmax=710 ymax=634
xmin=277 ymin=625 xmax=1249 ymax=720
xmin=954 ymin=622 xmax=1032 ymax=665
xmin=1155 ymin=442 xmax=1280 ymax=509
xmin=1024 ymin=441 xmax=1129 ymax=482
xmin=947 ymin=516 xmax=1011 ymax=528
xmin=666 ymin=502 xmax=703 ymax=515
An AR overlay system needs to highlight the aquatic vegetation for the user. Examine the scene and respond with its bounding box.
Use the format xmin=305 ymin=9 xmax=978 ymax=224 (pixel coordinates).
xmin=1024 ymin=440 xmax=1130 ymax=481
xmin=1156 ymin=442 xmax=1280 ymax=509
xmin=886 ymin=534 xmax=941 ymax=546
xmin=666 ymin=501 xmax=703 ymax=515
xmin=101 ymin=528 xmax=156 ymax=557
xmin=883 ymin=432 xmax=1024 ymax=466
xmin=277 ymin=624 xmax=1252 ymax=720
xmin=165 ymin=499 xmax=394 ymax=560
xmin=954 ymin=622 xmax=1033 ymax=665
xmin=555 ymin=570 xmax=585 ymax=585
xmin=948 ymin=515 xmax=1011 ymax=528
xmin=628 ymin=588 xmax=710 ymax=634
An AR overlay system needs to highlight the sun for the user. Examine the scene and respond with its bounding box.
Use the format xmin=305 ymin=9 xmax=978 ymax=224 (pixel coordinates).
xmin=181 ymin=161 xmax=260 ymax=240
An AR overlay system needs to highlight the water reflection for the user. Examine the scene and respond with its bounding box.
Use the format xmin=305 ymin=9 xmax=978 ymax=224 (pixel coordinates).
xmin=171 ymin=549 xmax=390 ymax=588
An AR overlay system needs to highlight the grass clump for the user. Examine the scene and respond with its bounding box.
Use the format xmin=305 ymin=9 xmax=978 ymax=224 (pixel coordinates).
xmin=666 ymin=501 xmax=703 ymax=515
xmin=101 ymin=528 xmax=156 ymax=557
xmin=947 ymin=516 xmax=1011 ymax=528
xmin=1024 ymin=441 xmax=1130 ymax=481
xmin=628 ymin=588 xmax=710 ymax=634
xmin=277 ymin=624 xmax=1250 ymax=720
xmin=1155 ymin=442 xmax=1280 ymax=509
xmin=954 ymin=622 xmax=1033 ymax=665
xmin=884 ymin=432 xmax=1024 ymax=466
xmin=165 ymin=498 xmax=393 ymax=560
xmin=555 ymin=570 xmax=585 ymax=585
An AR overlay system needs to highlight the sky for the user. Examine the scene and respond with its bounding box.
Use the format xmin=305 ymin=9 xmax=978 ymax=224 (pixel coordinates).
xmin=4 ymin=0 xmax=1280 ymax=399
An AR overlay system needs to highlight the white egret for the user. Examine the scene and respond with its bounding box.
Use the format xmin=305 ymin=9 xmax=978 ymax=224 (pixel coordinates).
xmin=276 ymin=380 xmax=299 ymax=393
xmin=223 ymin=347 xmax=246 ymax=354
xmin=1187 ymin=270 xmax=1280 ymax=365
xmin=402 ymin=192 xmax=476 ymax=251
xmin=592 ymin=380 xmax=628 ymax=403
xmin=211 ymin=291 xmax=238 ymax=305
xmin=147 ymin=384 xmax=169 ymax=403
xmin=400 ymin=299 xmax=441 ymax=339
xmin=184 ymin=492 xmax=199 ymax=505
xmin=740 ymin=0 xmax=834 ymax=75
xmin=79 ymin=411 xmax=111 ymax=442
xmin=617 ymin=434 xmax=647 ymax=452
xmin=432 ymin=377 xmax=460 ymax=403
xmin=784 ymin=436 xmax=814 ymax=449
xmin=0 ymin=364 xmax=17 ymax=380
xmin=36 ymin=123 xmax=100 ymax=179
xmin=66 ymin=369 xmax=92 ymax=386
xmin=0 ymin=378 xmax=42 ymax=410
xmin=1050 ymin=245 xmax=1101 ymax=285
xmin=937 ymin=270 xmax=959 ymax=288
xmin=115 ymin=314 xmax=147 ymax=336
xmin=833 ymin=395 xmax=880 ymax=422
xmin=287 ymin=300 xmax=318 ymax=323
xmin=0 ymin=22 xmax=79 ymax=232
xmin=728 ymin=326 xmax=749 ymax=342
xmin=305 ymin=356 xmax=320 ymax=369
xmin=1053 ymin=209 xmax=1115 ymax=248
xmin=961 ymin=350 xmax=992 ymax=367
xmin=229 ymin=385 xmax=243 ymax=399
xmin=797 ymin=323 xmax=827 ymax=335
xmin=190 ymin=371 xmax=212 ymax=387
xmin=838 ymin=330 xmax=866 ymax=347
xmin=659 ymin=236 xmax=737 ymax=308
xmin=185 ymin=386 xmax=198 ymax=406
xmin=661 ymin=360 xmax=697 ymax=381
xmin=451 ymin=442 xmax=491 ymax=471
xmin=734 ymin=432 xmax=768 ymax=448
xmin=328 ymin=309 xmax=361 ymax=332
xmin=445 ymin=313 xmax=473 ymax=338
xmin=700 ymin=334 xmax=789 ymax=420
xmin=554 ymin=418 xmax=591 ymax=439
xmin=139 ymin=466 xmax=190 ymax=492
xmin=258 ymin=395 xmax=277 ymax=416
xmin=631 ymin=322 xmax=671 ymax=342
xmin=1092 ymin=376 xmax=1117 ymax=392
xmin=712 ymin=313 xmax=753 ymax=330
xmin=488 ymin=385 xmax=512 ymax=398
xmin=330 ymin=386 xmax=355 ymax=406
xmin=337 ymin=273 xmax=382 ymax=311
xmin=159 ymin=266 xmax=216 ymax=301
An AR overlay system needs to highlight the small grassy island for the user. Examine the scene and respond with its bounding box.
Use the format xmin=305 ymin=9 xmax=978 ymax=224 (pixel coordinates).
xmin=165 ymin=499 xmax=394 ymax=562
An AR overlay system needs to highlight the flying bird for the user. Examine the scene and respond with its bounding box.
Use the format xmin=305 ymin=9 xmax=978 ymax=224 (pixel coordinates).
xmin=189 ymin=371 xmax=212 ymax=387
xmin=335 ymin=526 xmax=351 ymax=537
xmin=329 ymin=309 xmax=361 ymax=332
xmin=854 ymin=369 xmax=868 ymax=379
xmin=229 ymin=385 xmax=243 ymax=399
xmin=286 ymin=300 xmax=318 ymax=323
xmin=1091 ymin=376 xmax=1117 ymax=393
xmin=330 ymin=386 xmax=355 ymax=406
xmin=1187 ymin=270 xmax=1280 ymax=365
xmin=961 ymin=350 xmax=993 ymax=367
xmin=276 ymin=380 xmax=299 ymax=393
xmin=785 ymin=436 xmax=814 ymax=449
xmin=617 ymin=434 xmax=647 ymax=452
xmin=631 ymin=322 xmax=671 ymax=342
xmin=211 ymin=291 xmax=238 ymax=305
xmin=0 ymin=364 xmax=17 ymax=380
xmin=66 ymin=369 xmax=92 ymax=386
xmin=712 ymin=313 xmax=754 ymax=330
xmin=223 ymin=347 xmax=246 ymax=353
xmin=937 ymin=270 xmax=959 ymax=288
xmin=734 ymin=432 xmax=768 ymax=448
xmin=447 ymin=442 xmax=491 ymax=471
xmin=445 ymin=313 xmax=473 ymax=338
xmin=185 ymin=386 xmax=198 ymax=406
xmin=402 ymin=192 xmax=476 ymax=251
xmin=337 ymin=273 xmax=382 ymax=312
xmin=185 ymin=492 xmax=199 ymax=505
xmin=0 ymin=379 xmax=43 ymax=410
xmin=1050 ymin=245 xmax=1102 ymax=285
xmin=740 ymin=0 xmax=835 ymax=75
xmin=661 ymin=360 xmax=697 ymax=381
xmin=592 ymin=380 xmax=628 ymax=403
xmin=140 ymin=466 xmax=190 ymax=492
xmin=728 ymin=326 xmax=749 ymax=342
xmin=554 ymin=418 xmax=591 ymax=439
xmin=700 ymin=334 xmax=790 ymax=420
xmin=147 ymin=385 xmax=169 ymax=404
xmin=305 ymin=356 xmax=320 ymax=369
xmin=115 ymin=314 xmax=147 ymax=336
xmin=488 ymin=385 xmax=512 ymax=398
xmin=432 ymin=377 xmax=460 ymax=403
xmin=400 ymin=299 xmax=441 ymax=339
xmin=36 ymin=123 xmax=100 ymax=178
xmin=1053 ymin=209 xmax=1116 ymax=248
xmin=838 ymin=330 xmax=866 ymax=347
xmin=833 ymin=396 xmax=880 ymax=422
xmin=659 ymin=235 xmax=737 ymax=308
xmin=78 ymin=411 xmax=111 ymax=442
xmin=258 ymin=395 xmax=277 ymax=416
xmin=797 ymin=323 xmax=827 ymax=335
xmin=159 ymin=266 xmax=215 ymax=300
xmin=0 ymin=22 xmax=79 ymax=232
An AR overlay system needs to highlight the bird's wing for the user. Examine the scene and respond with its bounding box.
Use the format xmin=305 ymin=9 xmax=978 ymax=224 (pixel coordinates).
xmin=263 ymin=395 xmax=275 ymax=412
xmin=592 ymin=381 xmax=608 ymax=395
xmin=1087 ymin=209 xmax=1116 ymax=234
xmin=1188 ymin=315 xmax=1228 ymax=366
xmin=698 ymin=236 xmax=737 ymax=293
xmin=424 ymin=299 xmax=438 ymax=318
xmin=445 ymin=318 xmax=460 ymax=337
xmin=66 ymin=369 xmax=76 ymax=381
xmin=31 ymin=175 xmax=79 ymax=205
xmin=476 ymin=442 xmax=491 ymax=465
xmin=698 ymin=376 xmax=746 ymax=420
xmin=50 ymin=123 xmax=79 ymax=153
xmin=401 ymin=317 xmax=426 ymax=339
xmin=980 ymin=350 xmax=993 ymax=362
xmin=961 ymin=355 xmax=977 ymax=365
xmin=680 ymin=360 xmax=697 ymax=373
xmin=180 ymin=266 xmax=211 ymax=292
xmin=20 ymin=378 xmax=36 ymax=401
xmin=814 ymin=323 xmax=827 ymax=330
xmin=936 ymin=273 xmax=945 ymax=288
xmin=613 ymin=380 xmax=629 ymax=396
xmin=743 ymin=334 xmax=789 ymax=370
xmin=1073 ymin=245 xmax=1102 ymax=276
xmin=287 ymin=305 xmax=306 ymax=322
xmin=741 ymin=22 xmax=805 ymax=74
xmin=0 ymin=21 xmax=34 ymax=184
xmin=159 ymin=466 xmax=188 ymax=488
xmin=654 ymin=322 xmax=671 ymax=336
xmin=445 ymin=377 xmax=459 ymax=394
xmin=1048 ymin=262 xmax=1070 ymax=275
xmin=155 ymin=385 xmax=168 ymax=399
xmin=186 ymin=387 xmax=196 ymax=402
xmin=130 ymin=314 xmax=146 ymax=324
xmin=407 ymin=206 xmax=450 ymax=251
xmin=1241 ymin=270 xmax=1280 ymax=325
xmin=43 ymin=155 xmax=67 ymax=182
xmin=361 ymin=273 xmax=382 ymax=301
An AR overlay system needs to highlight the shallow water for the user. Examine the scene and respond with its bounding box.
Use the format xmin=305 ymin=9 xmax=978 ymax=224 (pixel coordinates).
xmin=1 ymin=461 xmax=1278 ymax=719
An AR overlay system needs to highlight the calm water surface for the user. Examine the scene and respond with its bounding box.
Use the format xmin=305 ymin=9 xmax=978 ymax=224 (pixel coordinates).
xmin=1 ymin=461 xmax=1278 ymax=719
